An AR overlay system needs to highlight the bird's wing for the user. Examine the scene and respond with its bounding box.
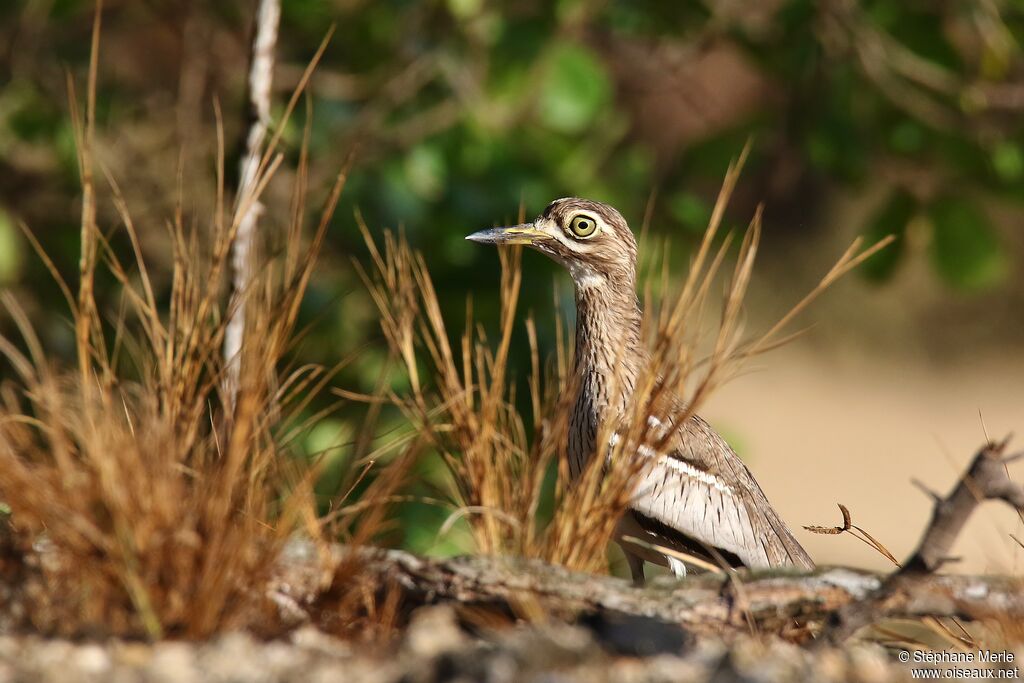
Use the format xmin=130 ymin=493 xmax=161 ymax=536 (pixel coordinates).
xmin=629 ymin=413 xmax=814 ymax=570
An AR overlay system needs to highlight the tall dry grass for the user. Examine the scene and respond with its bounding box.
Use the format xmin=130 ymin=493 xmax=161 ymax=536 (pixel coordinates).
xmin=0 ymin=13 xmax=373 ymax=639
xmin=357 ymin=223 xmax=565 ymax=557
xmin=360 ymin=149 xmax=891 ymax=575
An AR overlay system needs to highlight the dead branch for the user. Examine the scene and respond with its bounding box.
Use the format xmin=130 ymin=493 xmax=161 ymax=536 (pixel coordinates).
xmin=224 ymin=0 xmax=282 ymax=408
xmin=276 ymin=545 xmax=1024 ymax=640
xmin=821 ymin=437 xmax=1024 ymax=643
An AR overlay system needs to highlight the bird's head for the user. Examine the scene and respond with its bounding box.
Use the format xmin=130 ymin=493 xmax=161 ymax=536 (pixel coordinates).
xmin=466 ymin=197 xmax=638 ymax=290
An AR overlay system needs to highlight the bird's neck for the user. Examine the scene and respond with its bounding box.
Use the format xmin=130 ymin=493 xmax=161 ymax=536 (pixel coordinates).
xmin=571 ymin=278 xmax=644 ymax=439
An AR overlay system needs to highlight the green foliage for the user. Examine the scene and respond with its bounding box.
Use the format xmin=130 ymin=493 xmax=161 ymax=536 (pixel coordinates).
xmin=860 ymin=189 xmax=916 ymax=283
xmin=928 ymin=196 xmax=1008 ymax=292
xmin=0 ymin=211 xmax=22 ymax=285
xmin=669 ymin=192 xmax=713 ymax=234
xmin=991 ymin=142 xmax=1024 ymax=183
xmin=538 ymin=43 xmax=611 ymax=133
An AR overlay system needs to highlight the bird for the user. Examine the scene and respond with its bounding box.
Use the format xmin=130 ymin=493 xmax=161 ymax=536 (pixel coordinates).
xmin=466 ymin=197 xmax=814 ymax=582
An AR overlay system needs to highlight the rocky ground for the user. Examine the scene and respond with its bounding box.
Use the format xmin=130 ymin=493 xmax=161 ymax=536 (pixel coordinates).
xmin=0 ymin=606 xmax=926 ymax=683
xmin=1 ymin=542 xmax=1021 ymax=683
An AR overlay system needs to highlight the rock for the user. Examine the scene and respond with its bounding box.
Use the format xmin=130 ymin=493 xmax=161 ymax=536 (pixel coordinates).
xmin=404 ymin=606 xmax=464 ymax=658
xmin=147 ymin=642 xmax=198 ymax=683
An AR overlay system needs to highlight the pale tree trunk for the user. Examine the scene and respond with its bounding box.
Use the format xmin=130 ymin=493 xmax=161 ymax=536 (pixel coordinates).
xmin=224 ymin=0 xmax=282 ymax=409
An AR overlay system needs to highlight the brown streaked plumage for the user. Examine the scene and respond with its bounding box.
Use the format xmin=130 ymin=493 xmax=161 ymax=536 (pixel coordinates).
xmin=467 ymin=197 xmax=814 ymax=581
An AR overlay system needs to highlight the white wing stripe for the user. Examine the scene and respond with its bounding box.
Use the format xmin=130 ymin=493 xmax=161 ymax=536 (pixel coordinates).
xmin=637 ymin=444 xmax=734 ymax=494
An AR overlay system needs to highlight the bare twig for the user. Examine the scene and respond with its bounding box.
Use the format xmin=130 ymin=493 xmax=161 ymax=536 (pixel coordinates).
xmin=822 ymin=437 xmax=1024 ymax=643
xmin=805 ymin=504 xmax=900 ymax=567
xmin=224 ymin=0 xmax=282 ymax=410
xmin=903 ymin=437 xmax=1024 ymax=573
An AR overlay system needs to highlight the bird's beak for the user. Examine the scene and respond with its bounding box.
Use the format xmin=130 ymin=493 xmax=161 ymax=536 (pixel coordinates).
xmin=465 ymin=223 xmax=550 ymax=247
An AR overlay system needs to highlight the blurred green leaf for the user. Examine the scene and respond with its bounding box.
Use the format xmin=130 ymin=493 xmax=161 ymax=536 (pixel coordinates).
xmin=929 ymin=196 xmax=1007 ymax=291
xmin=538 ymin=43 xmax=610 ymax=133
xmin=991 ymin=142 xmax=1024 ymax=183
xmin=980 ymin=33 xmax=1013 ymax=80
xmin=870 ymin=8 xmax=961 ymax=70
xmin=860 ymin=189 xmax=915 ymax=283
xmin=305 ymin=418 xmax=354 ymax=497
xmin=668 ymin=192 xmax=711 ymax=234
xmin=305 ymin=418 xmax=353 ymax=459
xmin=404 ymin=144 xmax=447 ymax=200
xmin=0 ymin=210 xmax=22 ymax=284
xmin=888 ymin=120 xmax=926 ymax=155
xmin=447 ymin=0 xmax=482 ymax=19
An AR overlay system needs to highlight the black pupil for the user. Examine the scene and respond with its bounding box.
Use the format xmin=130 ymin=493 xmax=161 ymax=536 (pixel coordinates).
xmin=577 ymin=220 xmax=589 ymax=232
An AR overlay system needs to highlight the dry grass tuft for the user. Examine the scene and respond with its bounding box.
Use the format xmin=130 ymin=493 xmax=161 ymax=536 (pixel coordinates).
xmin=0 ymin=11 xmax=360 ymax=639
xmin=360 ymin=147 xmax=892 ymax=575
xmin=356 ymin=223 xmax=556 ymax=556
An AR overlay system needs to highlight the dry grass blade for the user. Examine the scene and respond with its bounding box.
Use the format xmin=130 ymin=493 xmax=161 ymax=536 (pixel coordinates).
xmin=619 ymin=535 xmax=725 ymax=574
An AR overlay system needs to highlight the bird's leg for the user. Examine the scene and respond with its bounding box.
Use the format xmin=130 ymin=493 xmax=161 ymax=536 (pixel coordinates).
xmin=625 ymin=551 xmax=646 ymax=585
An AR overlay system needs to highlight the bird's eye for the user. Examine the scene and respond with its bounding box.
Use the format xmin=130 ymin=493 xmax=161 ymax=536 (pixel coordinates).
xmin=569 ymin=215 xmax=597 ymax=238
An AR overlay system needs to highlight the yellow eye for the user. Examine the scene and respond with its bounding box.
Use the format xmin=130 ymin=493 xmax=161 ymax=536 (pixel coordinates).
xmin=569 ymin=215 xmax=597 ymax=238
